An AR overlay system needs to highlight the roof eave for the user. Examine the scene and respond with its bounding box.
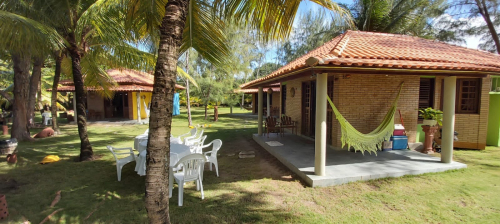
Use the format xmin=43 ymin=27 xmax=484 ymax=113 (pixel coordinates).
xmin=242 ymin=65 xmax=496 ymax=89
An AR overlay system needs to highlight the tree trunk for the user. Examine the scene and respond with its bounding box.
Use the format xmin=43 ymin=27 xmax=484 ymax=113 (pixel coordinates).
xmin=145 ymin=0 xmax=189 ymax=222
xmin=241 ymin=93 xmax=244 ymax=109
xmin=204 ymin=104 xmax=208 ymax=120
xmin=68 ymin=33 xmax=93 ymax=161
xmin=186 ymin=79 xmax=192 ymax=126
xmin=475 ymin=0 xmax=500 ymax=53
xmin=37 ymin=71 xmax=42 ymax=110
xmin=11 ymin=53 xmax=32 ymax=141
xmin=51 ymin=54 xmax=62 ymax=134
xmin=27 ymin=57 xmax=44 ymax=126
xmin=185 ymin=49 xmax=193 ymax=126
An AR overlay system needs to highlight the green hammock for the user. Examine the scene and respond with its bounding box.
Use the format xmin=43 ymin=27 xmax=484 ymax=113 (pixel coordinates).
xmin=326 ymin=83 xmax=404 ymax=155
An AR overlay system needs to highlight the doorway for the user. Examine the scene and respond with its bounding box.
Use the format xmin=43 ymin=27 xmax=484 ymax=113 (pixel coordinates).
xmin=302 ymin=79 xmax=334 ymax=142
xmin=302 ymin=81 xmax=316 ymax=137
xmin=104 ymin=93 xmax=128 ymax=118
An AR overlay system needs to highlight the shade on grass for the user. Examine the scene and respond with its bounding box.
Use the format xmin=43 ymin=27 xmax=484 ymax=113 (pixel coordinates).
xmin=0 ymin=107 xmax=499 ymax=223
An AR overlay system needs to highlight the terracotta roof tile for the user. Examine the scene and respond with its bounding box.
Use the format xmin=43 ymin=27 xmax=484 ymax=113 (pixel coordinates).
xmin=236 ymin=87 xmax=280 ymax=93
xmin=241 ymin=30 xmax=500 ymax=88
xmin=53 ymin=84 xmax=185 ymax=92
xmin=58 ymin=69 xmax=185 ymax=91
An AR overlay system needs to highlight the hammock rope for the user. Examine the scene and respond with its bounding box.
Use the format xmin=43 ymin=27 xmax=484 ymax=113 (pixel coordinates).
xmin=327 ymin=82 xmax=404 ymax=155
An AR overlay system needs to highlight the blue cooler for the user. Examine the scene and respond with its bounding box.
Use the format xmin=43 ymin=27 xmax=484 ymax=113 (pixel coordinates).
xmin=390 ymin=136 xmax=408 ymax=150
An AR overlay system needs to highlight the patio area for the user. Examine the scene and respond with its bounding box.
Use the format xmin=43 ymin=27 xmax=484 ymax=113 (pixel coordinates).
xmin=253 ymin=133 xmax=467 ymax=187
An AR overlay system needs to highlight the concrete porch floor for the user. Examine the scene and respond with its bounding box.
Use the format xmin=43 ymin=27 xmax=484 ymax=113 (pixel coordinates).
xmin=253 ymin=133 xmax=467 ymax=187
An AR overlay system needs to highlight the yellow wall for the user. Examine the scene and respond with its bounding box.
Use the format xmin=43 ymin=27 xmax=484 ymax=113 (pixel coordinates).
xmin=131 ymin=92 xmax=153 ymax=120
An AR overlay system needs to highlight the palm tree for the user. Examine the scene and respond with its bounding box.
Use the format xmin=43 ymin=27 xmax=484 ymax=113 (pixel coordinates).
xmin=350 ymin=0 xmax=448 ymax=37
xmin=124 ymin=0 xmax=351 ymax=222
xmin=0 ymin=1 xmax=65 ymax=141
xmin=37 ymin=0 xmax=157 ymax=161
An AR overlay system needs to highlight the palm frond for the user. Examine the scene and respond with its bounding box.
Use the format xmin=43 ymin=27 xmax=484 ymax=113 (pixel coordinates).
xmin=96 ymin=44 xmax=156 ymax=71
xmin=0 ymin=10 xmax=65 ymax=56
xmin=177 ymin=66 xmax=198 ymax=87
xmin=179 ymin=0 xmax=230 ymax=67
xmin=124 ymin=0 xmax=168 ymax=37
xmin=80 ymin=50 xmax=117 ymax=99
xmin=217 ymin=0 xmax=352 ymax=41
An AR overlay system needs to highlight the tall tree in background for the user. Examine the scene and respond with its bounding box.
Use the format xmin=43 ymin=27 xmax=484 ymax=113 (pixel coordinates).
xmin=277 ymin=11 xmax=343 ymax=64
xmin=449 ymin=0 xmax=499 ymax=53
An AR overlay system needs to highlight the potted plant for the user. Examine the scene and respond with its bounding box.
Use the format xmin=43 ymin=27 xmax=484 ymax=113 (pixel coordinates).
xmin=419 ymin=107 xmax=443 ymax=126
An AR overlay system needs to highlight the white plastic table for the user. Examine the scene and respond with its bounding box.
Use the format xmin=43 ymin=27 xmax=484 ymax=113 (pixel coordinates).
xmin=134 ymin=134 xmax=182 ymax=152
xmin=134 ymin=140 xmax=191 ymax=176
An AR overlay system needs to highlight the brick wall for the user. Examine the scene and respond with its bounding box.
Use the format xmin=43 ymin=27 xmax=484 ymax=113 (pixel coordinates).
xmin=86 ymin=92 xmax=104 ymax=115
xmin=434 ymin=76 xmax=490 ymax=149
xmin=284 ymin=74 xmax=419 ymax=148
xmin=332 ymin=74 xmax=419 ymax=148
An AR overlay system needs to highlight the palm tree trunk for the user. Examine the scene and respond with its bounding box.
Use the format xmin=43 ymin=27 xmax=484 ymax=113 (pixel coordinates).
xmin=475 ymin=0 xmax=500 ymax=53
xmin=68 ymin=33 xmax=93 ymax=161
xmin=145 ymin=0 xmax=189 ymax=222
xmin=11 ymin=53 xmax=32 ymax=141
xmin=27 ymin=57 xmax=44 ymax=127
xmin=51 ymin=54 xmax=62 ymax=134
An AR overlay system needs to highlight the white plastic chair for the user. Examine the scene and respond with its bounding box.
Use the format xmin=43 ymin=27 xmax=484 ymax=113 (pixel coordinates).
xmin=184 ymin=130 xmax=204 ymax=146
xmin=169 ymin=154 xmax=206 ymax=206
xmin=181 ymin=128 xmax=200 ymax=144
xmin=186 ymin=135 xmax=206 ymax=153
xmin=177 ymin=128 xmax=198 ymax=140
xmin=202 ymin=139 xmax=222 ymax=177
xmin=107 ymin=146 xmax=137 ymax=181
xmin=192 ymin=135 xmax=207 ymax=154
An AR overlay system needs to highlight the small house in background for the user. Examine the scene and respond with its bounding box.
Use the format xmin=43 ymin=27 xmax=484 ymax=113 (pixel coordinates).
xmin=54 ymin=69 xmax=185 ymax=122
xmin=237 ymin=85 xmax=281 ymax=116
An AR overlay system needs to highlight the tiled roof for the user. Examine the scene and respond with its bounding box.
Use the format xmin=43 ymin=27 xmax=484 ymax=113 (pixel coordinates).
xmin=236 ymin=87 xmax=281 ymax=93
xmin=241 ymin=30 xmax=500 ymax=88
xmin=54 ymin=84 xmax=185 ymax=92
xmin=58 ymin=69 xmax=185 ymax=91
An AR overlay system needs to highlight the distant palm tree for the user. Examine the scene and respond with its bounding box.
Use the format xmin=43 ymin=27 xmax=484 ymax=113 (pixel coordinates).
xmin=124 ymin=0 xmax=352 ymax=222
xmin=350 ymin=0 xmax=448 ymax=37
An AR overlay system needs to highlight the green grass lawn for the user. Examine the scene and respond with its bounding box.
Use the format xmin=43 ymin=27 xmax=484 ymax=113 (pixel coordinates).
xmin=1 ymin=107 xmax=499 ymax=223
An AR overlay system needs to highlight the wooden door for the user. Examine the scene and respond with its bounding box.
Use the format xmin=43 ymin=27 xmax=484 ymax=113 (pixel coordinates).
xmin=302 ymin=79 xmax=334 ymax=140
xmin=302 ymin=81 xmax=316 ymax=137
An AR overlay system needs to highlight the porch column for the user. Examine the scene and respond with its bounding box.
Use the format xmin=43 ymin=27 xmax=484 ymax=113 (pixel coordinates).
xmin=315 ymin=73 xmax=327 ymax=176
xmin=267 ymin=90 xmax=271 ymax=117
xmin=442 ymin=76 xmax=457 ymax=163
xmin=73 ymin=92 xmax=77 ymax=120
xmin=258 ymin=87 xmax=263 ymax=135
xmin=136 ymin=92 xmax=141 ymax=123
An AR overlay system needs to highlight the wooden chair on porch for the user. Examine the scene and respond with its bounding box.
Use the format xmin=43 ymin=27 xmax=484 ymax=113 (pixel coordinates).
xmin=265 ymin=116 xmax=281 ymax=138
xmin=280 ymin=115 xmax=297 ymax=135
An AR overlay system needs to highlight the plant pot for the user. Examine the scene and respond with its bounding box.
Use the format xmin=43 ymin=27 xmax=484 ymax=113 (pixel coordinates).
xmin=423 ymin=119 xmax=437 ymax=126
xmin=2 ymin=125 xmax=7 ymax=135
xmin=0 ymin=194 xmax=8 ymax=220
xmin=6 ymin=154 xmax=17 ymax=164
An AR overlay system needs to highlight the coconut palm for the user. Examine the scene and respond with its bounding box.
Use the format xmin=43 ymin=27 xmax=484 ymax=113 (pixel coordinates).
xmin=123 ymin=0 xmax=351 ymax=222
xmin=0 ymin=0 xmax=65 ymax=140
xmin=350 ymin=0 xmax=448 ymax=37
xmin=36 ymin=0 xmax=161 ymax=161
